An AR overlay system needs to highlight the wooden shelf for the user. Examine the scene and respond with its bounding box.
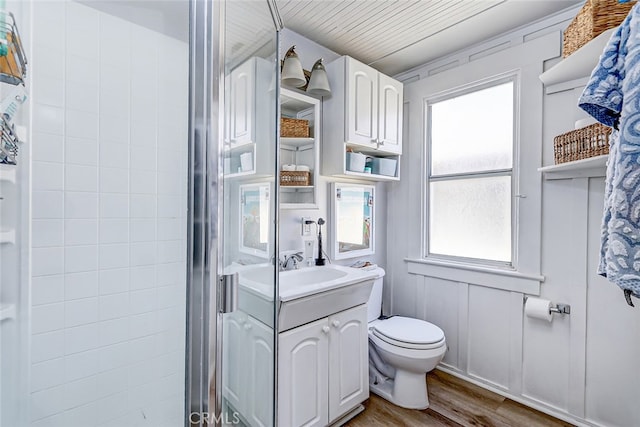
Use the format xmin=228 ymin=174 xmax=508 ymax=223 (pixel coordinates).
xmin=281 ymin=185 xmax=313 ymax=191
xmin=225 ymin=170 xmax=257 ymax=179
xmin=281 ymin=137 xmax=314 ymax=149
xmin=0 ymin=164 xmax=16 ymax=183
xmin=538 ymin=155 xmax=607 ymax=180
xmin=539 ymin=29 xmax=614 ymax=93
xmin=343 ymin=170 xmax=399 ymax=182
xmin=346 ymin=142 xmax=400 ymax=157
xmin=0 ymin=303 xmax=16 ymax=322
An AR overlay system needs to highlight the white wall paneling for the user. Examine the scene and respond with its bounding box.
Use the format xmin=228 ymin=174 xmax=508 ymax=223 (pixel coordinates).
xmin=388 ymin=10 xmax=640 ymax=427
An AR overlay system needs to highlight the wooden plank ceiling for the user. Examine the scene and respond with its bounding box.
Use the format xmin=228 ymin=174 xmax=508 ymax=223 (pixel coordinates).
xmin=276 ymin=0 xmax=503 ymax=65
xmin=274 ymin=0 xmax=583 ymax=75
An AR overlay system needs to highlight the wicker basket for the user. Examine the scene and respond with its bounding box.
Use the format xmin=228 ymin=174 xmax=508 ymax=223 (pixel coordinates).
xmin=553 ymin=123 xmax=611 ymax=164
xmin=280 ymin=170 xmax=311 ymax=186
xmin=281 ymin=117 xmax=309 ymax=138
xmin=563 ymin=0 xmax=636 ymax=58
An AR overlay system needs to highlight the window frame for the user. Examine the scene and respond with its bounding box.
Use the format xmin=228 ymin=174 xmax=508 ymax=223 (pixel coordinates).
xmin=423 ymin=73 xmax=521 ymax=270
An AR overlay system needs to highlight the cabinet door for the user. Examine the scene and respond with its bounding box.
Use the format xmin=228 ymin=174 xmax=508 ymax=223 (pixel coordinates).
xmin=230 ymin=58 xmax=254 ymax=147
xmin=278 ymin=318 xmax=329 ymax=427
xmin=377 ymin=73 xmax=403 ymax=154
xmin=246 ymin=316 xmax=275 ymax=427
xmin=222 ymin=311 xmax=249 ymax=415
xmin=346 ymin=58 xmax=378 ymax=148
xmin=328 ymin=305 xmax=369 ymax=422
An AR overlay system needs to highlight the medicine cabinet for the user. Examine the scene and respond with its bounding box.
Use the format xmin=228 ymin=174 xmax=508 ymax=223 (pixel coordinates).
xmin=330 ymin=183 xmax=375 ymax=260
xmin=239 ymin=183 xmax=271 ymax=258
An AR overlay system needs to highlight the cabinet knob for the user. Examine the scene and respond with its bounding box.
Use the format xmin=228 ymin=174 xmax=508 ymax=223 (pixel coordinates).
xmin=332 ymin=320 xmax=340 ymax=328
xmin=371 ymin=138 xmax=378 ymax=144
xmin=244 ymin=323 xmax=252 ymax=331
xmin=322 ymin=326 xmax=330 ymax=334
xmin=378 ymin=139 xmax=385 ymax=146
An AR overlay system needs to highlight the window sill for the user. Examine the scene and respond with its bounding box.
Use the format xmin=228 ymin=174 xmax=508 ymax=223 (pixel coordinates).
xmin=405 ymin=258 xmax=544 ymax=295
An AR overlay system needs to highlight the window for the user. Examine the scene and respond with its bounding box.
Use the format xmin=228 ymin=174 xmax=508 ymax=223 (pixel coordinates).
xmin=426 ymin=78 xmax=516 ymax=265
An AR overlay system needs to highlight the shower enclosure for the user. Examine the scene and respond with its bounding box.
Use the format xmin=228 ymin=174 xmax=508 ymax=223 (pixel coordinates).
xmin=0 ymin=0 xmax=280 ymax=426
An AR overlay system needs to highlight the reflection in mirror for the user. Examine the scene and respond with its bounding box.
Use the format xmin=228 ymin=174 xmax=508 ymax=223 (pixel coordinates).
xmin=239 ymin=183 xmax=271 ymax=258
xmin=331 ymin=183 xmax=375 ymax=260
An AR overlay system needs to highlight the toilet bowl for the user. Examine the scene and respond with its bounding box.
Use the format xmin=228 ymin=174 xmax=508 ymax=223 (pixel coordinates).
xmin=366 ymin=268 xmax=447 ymax=409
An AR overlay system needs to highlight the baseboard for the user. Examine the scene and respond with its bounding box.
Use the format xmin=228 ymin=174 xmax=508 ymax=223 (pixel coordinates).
xmin=435 ymin=366 xmax=597 ymax=427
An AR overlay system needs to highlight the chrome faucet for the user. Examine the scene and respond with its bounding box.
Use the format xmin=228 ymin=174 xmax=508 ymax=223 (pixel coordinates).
xmin=281 ymin=252 xmax=304 ymax=271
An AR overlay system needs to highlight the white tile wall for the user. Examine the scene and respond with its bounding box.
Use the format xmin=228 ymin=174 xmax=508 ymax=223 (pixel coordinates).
xmin=30 ymin=3 xmax=188 ymax=425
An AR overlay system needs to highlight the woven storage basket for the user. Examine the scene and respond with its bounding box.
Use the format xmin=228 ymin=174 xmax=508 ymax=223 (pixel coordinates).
xmin=280 ymin=170 xmax=311 ymax=186
xmin=553 ymin=123 xmax=611 ymax=164
xmin=563 ymin=0 xmax=636 ymax=58
xmin=281 ymin=117 xmax=309 ymax=138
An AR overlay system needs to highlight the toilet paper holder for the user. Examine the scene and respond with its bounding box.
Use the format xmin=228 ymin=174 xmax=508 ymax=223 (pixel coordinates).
xmin=549 ymin=304 xmax=571 ymax=315
xmin=523 ymin=296 xmax=571 ymax=315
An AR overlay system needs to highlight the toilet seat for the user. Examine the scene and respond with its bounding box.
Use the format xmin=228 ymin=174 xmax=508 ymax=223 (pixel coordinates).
xmin=371 ymin=316 xmax=445 ymax=350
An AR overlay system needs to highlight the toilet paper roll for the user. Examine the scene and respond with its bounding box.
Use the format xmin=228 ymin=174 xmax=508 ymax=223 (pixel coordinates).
xmin=525 ymin=297 xmax=553 ymax=322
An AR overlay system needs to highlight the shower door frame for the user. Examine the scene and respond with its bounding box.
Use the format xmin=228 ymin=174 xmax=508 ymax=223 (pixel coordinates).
xmin=185 ymin=0 xmax=224 ymax=424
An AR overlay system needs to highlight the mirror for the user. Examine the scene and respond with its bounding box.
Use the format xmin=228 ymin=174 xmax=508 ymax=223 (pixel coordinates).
xmin=239 ymin=183 xmax=271 ymax=258
xmin=331 ymin=182 xmax=375 ymax=260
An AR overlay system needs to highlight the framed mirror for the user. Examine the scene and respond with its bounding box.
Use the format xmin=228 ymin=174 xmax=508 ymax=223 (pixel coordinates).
xmin=239 ymin=183 xmax=271 ymax=258
xmin=331 ymin=182 xmax=375 ymax=260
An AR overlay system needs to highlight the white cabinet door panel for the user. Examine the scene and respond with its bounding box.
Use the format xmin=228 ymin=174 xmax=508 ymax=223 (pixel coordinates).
xmin=378 ymin=73 xmax=403 ymax=154
xmin=278 ymin=317 xmax=329 ymax=427
xmin=347 ymin=58 xmax=378 ymax=148
xmin=328 ymin=304 xmax=369 ymax=422
xmin=246 ymin=316 xmax=274 ymax=427
xmin=230 ymin=59 xmax=254 ymax=146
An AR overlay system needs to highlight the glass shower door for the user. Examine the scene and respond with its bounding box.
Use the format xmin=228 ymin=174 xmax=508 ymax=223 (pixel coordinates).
xmin=217 ymin=1 xmax=280 ymax=426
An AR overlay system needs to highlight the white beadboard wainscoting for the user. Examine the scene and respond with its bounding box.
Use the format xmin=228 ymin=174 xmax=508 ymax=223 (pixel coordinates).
xmin=387 ymin=8 xmax=640 ymax=427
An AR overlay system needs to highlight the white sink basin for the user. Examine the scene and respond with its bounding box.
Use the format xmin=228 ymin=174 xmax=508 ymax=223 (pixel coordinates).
xmin=236 ymin=264 xmax=378 ymax=330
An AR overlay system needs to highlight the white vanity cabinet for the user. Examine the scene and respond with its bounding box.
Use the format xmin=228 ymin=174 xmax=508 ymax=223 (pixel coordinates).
xmin=278 ymin=304 xmax=369 ymax=427
xmin=323 ymin=56 xmax=403 ymax=181
xmin=225 ymin=56 xmax=275 ymax=177
xmin=223 ymin=310 xmax=274 ymax=427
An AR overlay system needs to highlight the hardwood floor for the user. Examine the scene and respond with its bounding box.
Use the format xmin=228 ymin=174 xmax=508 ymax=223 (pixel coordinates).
xmin=345 ymin=370 xmax=575 ymax=427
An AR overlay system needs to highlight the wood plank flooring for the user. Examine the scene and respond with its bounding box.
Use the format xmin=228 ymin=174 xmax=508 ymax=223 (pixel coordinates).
xmin=345 ymin=370 xmax=575 ymax=427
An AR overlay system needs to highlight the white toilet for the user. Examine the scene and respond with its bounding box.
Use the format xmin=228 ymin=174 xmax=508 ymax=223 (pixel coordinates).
xmin=367 ymin=268 xmax=447 ymax=409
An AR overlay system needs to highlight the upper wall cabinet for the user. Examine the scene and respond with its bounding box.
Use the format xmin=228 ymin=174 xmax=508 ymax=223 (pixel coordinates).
xmin=323 ymin=56 xmax=403 ymax=181
xmin=225 ymin=57 xmax=274 ymax=177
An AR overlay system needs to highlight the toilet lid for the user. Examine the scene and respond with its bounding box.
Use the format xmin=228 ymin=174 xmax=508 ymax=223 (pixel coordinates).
xmin=372 ymin=316 xmax=444 ymax=346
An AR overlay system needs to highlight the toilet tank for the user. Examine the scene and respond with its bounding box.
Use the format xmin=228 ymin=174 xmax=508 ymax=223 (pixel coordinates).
xmin=367 ymin=267 xmax=385 ymax=322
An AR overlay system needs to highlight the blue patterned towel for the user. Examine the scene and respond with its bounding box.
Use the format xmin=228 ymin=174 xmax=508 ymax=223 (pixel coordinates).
xmin=578 ymin=3 xmax=640 ymax=305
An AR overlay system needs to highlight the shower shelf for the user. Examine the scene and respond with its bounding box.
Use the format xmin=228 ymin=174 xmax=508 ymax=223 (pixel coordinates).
xmin=0 ymin=163 xmax=15 ymax=182
xmin=0 ymin=228 xmax=15 ymax=244
xmin=0 ymin=303 xmax=16 ymax=322
xmin=0 ymin=11 xmax=28 ymax=86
